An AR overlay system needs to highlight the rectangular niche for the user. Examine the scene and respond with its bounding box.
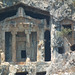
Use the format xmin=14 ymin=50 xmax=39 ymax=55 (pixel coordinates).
xmin=36 ymin=72 xmax=46 ymax=75
xmin=30 ymin=32 xmax=37 ymax=61
xmin=58 ymin=46 xmax=64 ymax=54
xmin=62 ymin=24 xmax=72 ymax=44
xmin=5 ymin=32 xmax=12 ymax=62
xmin=16 ymin=72 xmax=28 ymax=75
xmin=21 ymin=50 xmax=26 ymax=58
xmin=62 ymin=24 xmax=71 ymax=29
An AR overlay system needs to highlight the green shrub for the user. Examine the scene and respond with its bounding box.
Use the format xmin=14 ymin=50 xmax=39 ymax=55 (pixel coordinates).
xmin=57 ymin=28 xmax=72 ymax=37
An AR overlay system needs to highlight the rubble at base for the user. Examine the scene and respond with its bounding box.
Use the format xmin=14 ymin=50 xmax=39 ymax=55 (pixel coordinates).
xmin=46 ymin=51 xmax=75 ymax=75
xmin=0 ymin=0 xmax=75 ymax=75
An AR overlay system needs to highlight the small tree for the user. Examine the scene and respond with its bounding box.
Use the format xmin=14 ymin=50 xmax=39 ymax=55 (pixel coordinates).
xmin=57 ymin=28 xmax=72 ymax=38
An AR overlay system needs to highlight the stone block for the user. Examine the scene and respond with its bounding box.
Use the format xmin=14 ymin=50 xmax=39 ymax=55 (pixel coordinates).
xmin=53 ymin=74 xmax=58 ymax=75
xmin=62 ymin=72 xmax=70 ymax=75
xmin=9 ymin=73 xmax=15 ymax=75
xmin=9 ymin=65 xmax=17 ymax=73
xmin=1 ymin=52 xmax=5 ymax=63
xmin=26 ymin=57 xmax=30 ymax=64
xmin=70 ymin=73 xmax=75 ymax=75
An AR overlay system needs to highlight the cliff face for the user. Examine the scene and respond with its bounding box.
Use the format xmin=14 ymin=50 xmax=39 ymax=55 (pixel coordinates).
xmin=0 ymin=0 xmax=75 ymax=75
xmin=26 ymin=0 xmax=75 ymax=75
xmin=0 ymin=0 xmax=75 ymax=21
xmin=29 ymin=0 xmax=75 ymax=22
xmin=46 ymin=51 xmax=75 ymax=75
xmin=27 ymin=0 xmax=75 ymax=21
xmin=46 ymin=1 xmax=75 ymax=75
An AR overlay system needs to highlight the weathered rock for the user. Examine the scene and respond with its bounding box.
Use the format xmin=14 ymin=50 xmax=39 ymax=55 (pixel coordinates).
xmin=46 ymin=51 xmax=75 ymax=75
xmin=0 ymin=0 xmax=75 ymax=75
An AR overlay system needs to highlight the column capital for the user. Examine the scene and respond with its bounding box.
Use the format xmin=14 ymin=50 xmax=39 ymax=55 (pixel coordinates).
xmin=11 ymin=31 xmax=17 ymax=35
xmin=25 ymin=29 xmax=31 ymax=34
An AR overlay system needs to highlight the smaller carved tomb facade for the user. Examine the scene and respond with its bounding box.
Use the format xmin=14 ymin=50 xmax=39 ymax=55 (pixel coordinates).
xmin=16 ymin=72 xmax=28 ymax=75
xmin=60 ymin=19 xmax=75 ymax=51
xmin=0 ymin=3 xmax=51 ymax=63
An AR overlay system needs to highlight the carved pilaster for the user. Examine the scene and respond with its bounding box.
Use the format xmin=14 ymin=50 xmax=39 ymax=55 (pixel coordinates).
xmin=2 ymin=28 xmax=5 ymax=58
xmin=2 ymin=31 xmax=5 ymax=53
xmin=25 ymin=30 xmax=31 ymax=47
xmin=0 ymin=50 xmax=5 ymax=64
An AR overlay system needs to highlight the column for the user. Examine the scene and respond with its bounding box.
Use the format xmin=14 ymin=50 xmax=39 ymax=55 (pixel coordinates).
xmin=25 ymin=30 xmax=31 ymax=47
xmin=25 ymin=30 xmax=31 ymax=60
xmin=1 ymin=29 xmax=5 ymax=62
xmin=2 ymin=30 xmax=5 ymax=53
xmin=27 ymin=34 xmax=30 ymax=46
xmin=11 ymin=32 xmax=17 ymax=62
xmin=51 ymin=17 xmax=55 ymax=61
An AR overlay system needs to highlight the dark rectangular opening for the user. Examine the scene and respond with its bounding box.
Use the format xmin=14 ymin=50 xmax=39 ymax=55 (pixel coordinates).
xmin=36 ymin=72 xmax=46 ymax=75
xmin=62 ymin=24 xmax=71 ymax=29
xmin=58 ymin=47 xmax=64 ymax=54
xmin=16 ymin=72 xmax=28 ymax=75
xmin=21 ymin=50 xmax=26 ymax=58
xmin=44 ymin=30 xmax=51 ymax=61
xmin=5 ymin=32 xmax=12 ymax=62
xmin=71 ymin=44 xmax=75 ymax=51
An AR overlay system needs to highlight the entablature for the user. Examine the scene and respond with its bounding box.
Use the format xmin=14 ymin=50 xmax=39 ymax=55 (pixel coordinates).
xmin=0 ymin=6 xmax=47 ymax=29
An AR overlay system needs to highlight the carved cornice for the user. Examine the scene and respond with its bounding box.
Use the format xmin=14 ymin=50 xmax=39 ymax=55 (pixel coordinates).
xmin=0 ymin=6 xmax=46 ymax=30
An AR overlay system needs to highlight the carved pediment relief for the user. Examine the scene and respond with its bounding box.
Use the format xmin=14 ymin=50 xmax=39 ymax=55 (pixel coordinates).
xmin=0 ymin=7 xmax=46 ymax=29
xmin=0 ymin=17 xmax=46 ymax=28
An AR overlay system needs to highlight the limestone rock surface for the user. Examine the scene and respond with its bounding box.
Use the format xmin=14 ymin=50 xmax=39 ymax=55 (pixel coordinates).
xmin=46 ymin=51 xmax=75 ymax=75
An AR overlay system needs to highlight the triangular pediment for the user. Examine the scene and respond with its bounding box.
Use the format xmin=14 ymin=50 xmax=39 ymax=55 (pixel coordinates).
xmin=0 ymin=13 xmax=46 ymax=29
xmin=0 ymin=2 xmax=50 ymax=23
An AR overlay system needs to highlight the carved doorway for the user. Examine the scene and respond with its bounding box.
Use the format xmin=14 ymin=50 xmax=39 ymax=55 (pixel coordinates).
xmin=16 ymin=32 xmax=26 ymax=62
xmin=44 ymin=30 xmax=51 ymax=61
xmin=5 ymin=32 xmax=12 ymax=62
